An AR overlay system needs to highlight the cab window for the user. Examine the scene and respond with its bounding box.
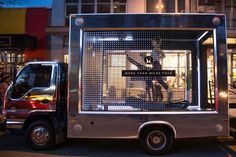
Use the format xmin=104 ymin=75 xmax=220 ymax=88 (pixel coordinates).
xmin=11 ymin=65 xmax=52 ymax=99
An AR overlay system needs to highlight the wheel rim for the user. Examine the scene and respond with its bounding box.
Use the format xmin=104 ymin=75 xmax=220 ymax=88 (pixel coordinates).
xmin=146 ymin=130 xmax=167 ymax=151
xmin=30 ymin=126 xmax=49 ymax=146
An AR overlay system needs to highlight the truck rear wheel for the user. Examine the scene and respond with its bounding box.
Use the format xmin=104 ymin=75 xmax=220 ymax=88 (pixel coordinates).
xmin=25 ymin=120 xmax=55 ymax=150
xmin=140 ymin=127 xmax=174 ymax=155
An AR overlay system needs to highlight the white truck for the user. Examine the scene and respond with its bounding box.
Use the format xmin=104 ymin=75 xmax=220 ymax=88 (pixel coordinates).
xmin=1 ymin=13 xmax=229 ymax=155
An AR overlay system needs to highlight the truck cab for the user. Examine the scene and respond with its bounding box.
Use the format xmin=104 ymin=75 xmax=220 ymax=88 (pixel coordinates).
xmin=2 ymin=61 xmax=67 ymax=149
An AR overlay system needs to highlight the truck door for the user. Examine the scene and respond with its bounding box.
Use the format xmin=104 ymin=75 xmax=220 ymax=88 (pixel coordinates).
xmin=4 ymin=63 xmax=57 ymax=120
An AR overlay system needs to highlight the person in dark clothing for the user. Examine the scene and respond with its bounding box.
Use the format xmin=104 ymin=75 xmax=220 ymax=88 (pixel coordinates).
xmin=153 ymin=83 xmax=163 ymax=102
xmin=126 ymin=54 xmax=153 ymax=101
xmin=126 ymin=37 xmax=173 ymax=102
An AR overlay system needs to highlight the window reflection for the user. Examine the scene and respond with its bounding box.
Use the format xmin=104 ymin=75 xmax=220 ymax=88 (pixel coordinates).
xmin=65 ymin=0 xmax=127 ymax=25
xmin=11 ymin=65 xmax=52 ymax=99
xmin=146 ymin=0 xmax=175 ymax=13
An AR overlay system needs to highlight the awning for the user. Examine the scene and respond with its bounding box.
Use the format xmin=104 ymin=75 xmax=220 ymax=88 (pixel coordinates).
xmin=0 ymin=34 xmax=37 ymax=51
xmin=45 ymin=26 xmax=69 ymax=35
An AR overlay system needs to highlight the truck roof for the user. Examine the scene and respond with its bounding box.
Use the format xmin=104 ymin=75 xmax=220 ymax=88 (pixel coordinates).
xmin=25 ymin=61 xmax=63 ymax=65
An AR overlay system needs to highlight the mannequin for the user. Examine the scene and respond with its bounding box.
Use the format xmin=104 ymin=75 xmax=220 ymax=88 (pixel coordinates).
xmin=126 ymin=37 xmax=173 ymax=102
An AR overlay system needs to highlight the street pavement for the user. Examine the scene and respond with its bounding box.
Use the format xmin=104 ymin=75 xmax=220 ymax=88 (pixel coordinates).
xmin=0 ymin=131 xmax=236 ymax=157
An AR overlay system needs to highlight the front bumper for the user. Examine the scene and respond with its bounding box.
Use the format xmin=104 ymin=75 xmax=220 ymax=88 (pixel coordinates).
xmin=5 ymin=120 xmax=24 ymax=130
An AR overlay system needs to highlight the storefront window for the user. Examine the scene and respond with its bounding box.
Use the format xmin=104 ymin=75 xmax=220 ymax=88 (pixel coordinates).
xmin=66 ymin=0 xmax=79 ymax=2
xmin=114 ymin=4 xmax=126 ymax=13
xmin=97 ymin=0 xmax=111 ymax=13
xmin=198 ymin=0 xmax=214 ymax=6
xmin=65 ymin=0 xmax=127 ymax=25
xmin=207 ymin=52 xmax=214 ymax=82
xmin=178 ymin=0 xmax=185 ymax=12
xmin=0 ymin=51 xmax=24 ymax=81
xmin=81 ymin=4 xmax=94 ymax=13
xmin=65 ymin=1 xmax=79 ymax=26
xmin=66 ymin=5 xmax=78 ymax=16
xmin=113 ymin=0 xmax=126 ymax=13
xmin=232 ymin=53 xmax=236 ymax=86
xmin=81 ymin=0 xmax=95 ymax=13
xmin=162 ymin=52 xmax=189 ymax=88
xmin=207 ymin=49 xmax=236 ymax=88
xmin=97 ymin=4 xmax=110 ymax=13
xmin=207 ymin=49 xmax=215 ymax=104
xmin=113 ymin=0 xmax=126 ymax=2
xmin=146 ymin=0 xmax=176 ymax=13
xmin=107 ymin=54 xmax=126 ymax=98
xmin=163 ymin=53 xmax=177 ymax=88
xmin=64 ymin=54 xmax=69 ymax=63
xmin=146 ymin=0 xmax=186 ymax=13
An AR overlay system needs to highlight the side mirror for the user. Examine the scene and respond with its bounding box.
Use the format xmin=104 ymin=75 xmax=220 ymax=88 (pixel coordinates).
xmin=18 ymin=79 xmax=25 ymax=84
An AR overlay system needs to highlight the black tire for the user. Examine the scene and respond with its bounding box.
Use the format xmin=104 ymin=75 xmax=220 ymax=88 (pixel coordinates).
xmin=25 ymin=120 xmax=55 ymax=150
xmin=140 ymin=127 xmax=174 ymax=155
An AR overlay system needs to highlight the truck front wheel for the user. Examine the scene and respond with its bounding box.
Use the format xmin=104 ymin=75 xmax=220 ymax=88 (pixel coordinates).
xmin=140 ymin=127 xmax=174 ymax=155
xmin=25 ymin=120 xmax=55 ymax=150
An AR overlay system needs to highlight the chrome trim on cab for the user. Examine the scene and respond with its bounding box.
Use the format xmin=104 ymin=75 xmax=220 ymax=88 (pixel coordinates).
xmin=6 ymin=120 xmax=24 ymax=129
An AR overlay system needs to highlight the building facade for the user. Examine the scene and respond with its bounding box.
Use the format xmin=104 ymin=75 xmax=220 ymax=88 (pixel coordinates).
xmin=0 ymin=8 xmax=48 ymax=81
xmin=0 ymin=0 xmax=236 ymax=98
xmin=47 ymin=0 xmax=236 ymax=88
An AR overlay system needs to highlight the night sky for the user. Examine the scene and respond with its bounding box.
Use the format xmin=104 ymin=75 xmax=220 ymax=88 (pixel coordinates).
xmin=0 ymin=0 xmax=52 ymax=8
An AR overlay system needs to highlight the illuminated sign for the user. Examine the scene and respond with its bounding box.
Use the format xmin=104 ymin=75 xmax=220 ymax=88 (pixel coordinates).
xmin=144 ymin=56 xmax=153 ymax=64
xmin=122 ymin=70 xmax=176 ymax=77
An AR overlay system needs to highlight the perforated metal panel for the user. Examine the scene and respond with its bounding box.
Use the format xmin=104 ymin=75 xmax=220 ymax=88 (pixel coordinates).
xmin=81 ymin=30 xmax=211 ymax=111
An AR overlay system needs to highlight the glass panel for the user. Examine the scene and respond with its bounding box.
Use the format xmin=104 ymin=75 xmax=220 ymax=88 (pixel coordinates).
xmin=179 ymin=67 xmax=185 ymax=88
xmin=164 ymin=0 xmax=175 ymax=12
xmin=81 ymin=30 xmax=202 ymax=111
xmin=81 ymin=4 xmax=95 ymax=13
xmin=163 ymin=54 xmax=178 ymax=88
xmin=65 ymin=18 xmax=69 ymax=26
xmin=214 ymin=0 xmax=222 ymax=12
xmin=178 ymin=0 xmax=185 ymax=12
xmin=11 ymin=65 xmax=52 ymax=99
xmin=198 ymin=0 xmax=214 ymax=6
xmin=232 ymin=53 xmax=236 ymax=85
xmin=233 ymin=20 xmax=236 ymax=28
xmin=146 ymin=0 xmax=175 ymax=13
xmin=113 ymin=0 xmax=127 ymax=3
xmin=227 ymin=52 xmax=231 ymax=85
xmin=66 ymin=5 xmax=78 ymax=16
xmin=64 ymin=54 xmax=69 ymax=63
xmin=66 ymin=0 xmax=79 ymax=3
xmin=81 ymin=0 xmax=94 ymax=3
xmin=98 ymin=0 xmax=110 ymax=2
xmin=114 ymin=4 xmax=126 ymax=13
xmin=225 ymin=0 xmax=232 ymax=7
xmin=111 ymin=55 xmax=126 ymax=66
xmin=63 ymin=36 xmax=69 ymax=48
xmin=97 ymin=4 xmax=110 ymax=13
xmin=233 ymin=11 xmax=236 ymax=20
xmin=207 ymin=49 xmax=215 ymax=106
xmin=234 ymin=0 xmax=236 ymax=7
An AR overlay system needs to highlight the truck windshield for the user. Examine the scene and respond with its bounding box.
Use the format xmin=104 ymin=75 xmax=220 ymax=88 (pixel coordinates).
xmin=11 ymin=65 xmax=52 ymax=99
